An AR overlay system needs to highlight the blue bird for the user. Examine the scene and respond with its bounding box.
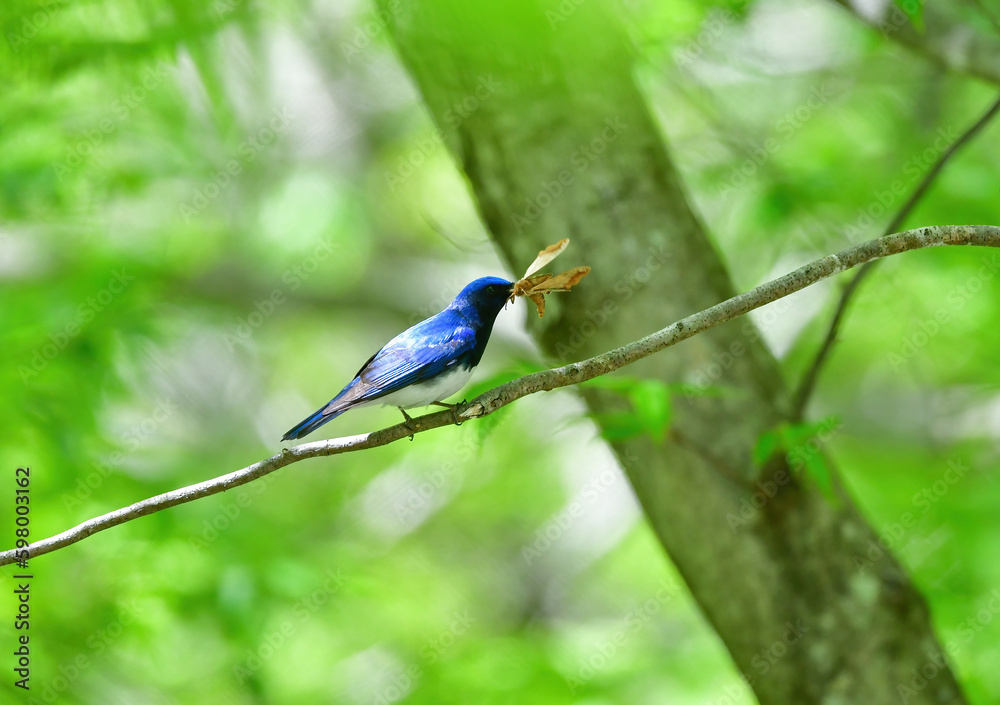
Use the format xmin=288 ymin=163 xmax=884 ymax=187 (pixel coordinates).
xmin=282 ymin=276 xmax=514 ymax=441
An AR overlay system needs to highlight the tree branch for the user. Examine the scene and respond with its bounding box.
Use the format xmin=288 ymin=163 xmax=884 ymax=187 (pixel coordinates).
xmin=4 ymin=224 xmax=999 ymax=568
xmin=827 ymin=0 xmax=1000 ymax=86
xmin=792 ymin=94 xmax=1000 ymax=419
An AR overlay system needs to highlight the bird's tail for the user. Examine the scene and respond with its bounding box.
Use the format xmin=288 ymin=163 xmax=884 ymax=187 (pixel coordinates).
xmin=281 ymin=404 xmax=348 ymax=442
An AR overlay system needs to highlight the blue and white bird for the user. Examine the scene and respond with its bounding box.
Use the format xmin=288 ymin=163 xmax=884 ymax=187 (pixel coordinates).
xmin=281 ymin=276 xmax=514 ymax=441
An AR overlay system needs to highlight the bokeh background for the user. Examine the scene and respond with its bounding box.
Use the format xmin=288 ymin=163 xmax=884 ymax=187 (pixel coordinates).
xmin=2 ymin=0 xmax=1000 ymax=702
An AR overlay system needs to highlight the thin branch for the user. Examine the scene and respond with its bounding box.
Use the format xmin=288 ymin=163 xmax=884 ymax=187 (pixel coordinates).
xmin=792 ymin=94 xmax=1000 ymax=420
xmin=4 ymin=225 xmax=1000 ymax=568
xmin=827 ymin=0 xmax=1000 ymax=86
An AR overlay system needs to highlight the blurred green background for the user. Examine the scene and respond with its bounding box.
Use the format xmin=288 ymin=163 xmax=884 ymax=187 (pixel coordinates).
xmin=2 ymin=0 xmax=999 ymax=702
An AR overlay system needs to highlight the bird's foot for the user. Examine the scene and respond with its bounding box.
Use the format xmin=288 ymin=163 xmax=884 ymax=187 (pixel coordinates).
xmin=398 ymin=408 xmax=415 ymax=441
xmin=431 ymin=400 xmax=465 ymax=426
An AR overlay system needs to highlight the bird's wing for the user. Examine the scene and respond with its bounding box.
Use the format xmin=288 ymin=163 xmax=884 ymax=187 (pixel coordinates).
xmin=322 ymin=311 xmax=477 ymax=412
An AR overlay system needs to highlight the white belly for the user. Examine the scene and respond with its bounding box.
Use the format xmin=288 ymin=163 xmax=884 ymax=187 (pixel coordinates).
xmin=373 ymin=365 xmax=475 ymax=409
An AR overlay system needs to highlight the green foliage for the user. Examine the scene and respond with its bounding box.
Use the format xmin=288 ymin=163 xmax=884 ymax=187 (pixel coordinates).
xmin=584 ymin=377 xmax=673 ymax=443
xmin=891 ymin=0 xmax=925 ymax=31
xmin=2 ymin=0 xmax=1000 ymax=703
xmin=753 ymin=418 xmax=839 ymax=503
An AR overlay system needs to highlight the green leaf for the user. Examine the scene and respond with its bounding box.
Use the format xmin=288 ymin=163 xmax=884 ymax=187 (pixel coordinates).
xmin=891 ymin=0 xmax=924 ymax=31
xmin=753 ymin=426 xmax=783 ymax=466
xmin=593 ymin=411 xmax=646 ymax=441
xmin=746 ymin=417 xmax=844 ymax=499
xmin=783 ymin=417 xmax=841 ymax=504
xmin=753 ymin=418 xmax=839 ymax=503
xmin=580 ymin=374 xmax=644 ymax=394
xmin=585 ymin=377 xmax=674 ymax=442
xmin=628 ymin=379 xmax=672 ymax=443
xmin=801 ymin=452 xmax=837 ymax=505
xmin=583 ymin=375 xmax=728 ymax=399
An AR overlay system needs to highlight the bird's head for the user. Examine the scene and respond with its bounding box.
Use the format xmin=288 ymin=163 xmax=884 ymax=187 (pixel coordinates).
xmin=451 ymin=276 xmax=515 ymax=320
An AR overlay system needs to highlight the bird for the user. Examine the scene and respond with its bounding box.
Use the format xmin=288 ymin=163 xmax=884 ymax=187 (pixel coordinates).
xmin=281 ymin=276 xmax=514 ymax=441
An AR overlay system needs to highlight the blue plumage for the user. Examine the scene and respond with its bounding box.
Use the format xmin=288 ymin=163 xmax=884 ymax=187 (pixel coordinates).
xmin=282 ymin=276 xmax=513 ymax=441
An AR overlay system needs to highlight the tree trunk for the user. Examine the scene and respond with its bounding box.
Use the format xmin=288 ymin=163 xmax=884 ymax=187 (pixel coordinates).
xmin=383 ymin=1 xmax=966 ymax=702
